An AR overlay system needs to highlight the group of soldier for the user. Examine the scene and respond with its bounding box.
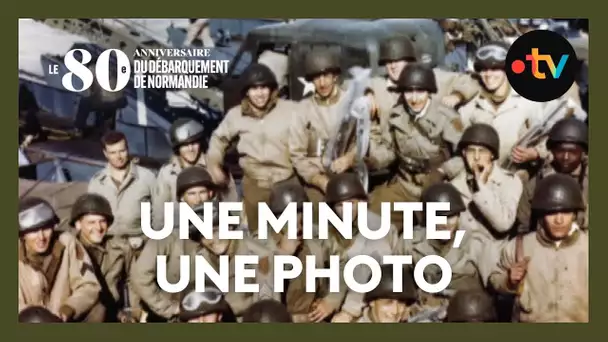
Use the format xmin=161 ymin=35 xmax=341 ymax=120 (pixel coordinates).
xmin=18 ymin=31 xmax=589 ymax=324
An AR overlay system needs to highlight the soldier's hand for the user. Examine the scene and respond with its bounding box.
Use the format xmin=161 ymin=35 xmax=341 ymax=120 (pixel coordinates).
xmin=473 ymin=162 xmax=492 ymax=185
xmin=441 ymin=94 xmax=462 ymax=108
xmin=330 ymin=311 xmax=354 ymax=323
xmin=308 ymin=299 xmax=334 ymax=323
xmin=209 ymin=165 xmax=228 ymax=186
xmin=511 ymin=146 xmax=539 ymax=164
xmin=278 ymin=234 xmax=302 ymax=256
xmin=366 ymin=93 xmax=379 ymax=120
xmin=117 ymin=309 xmax=139 ymax=323
xmin=330 ymin=154 xmax=354 ymax=174
xmin=508 ymin=257 xmax=530 ymax=290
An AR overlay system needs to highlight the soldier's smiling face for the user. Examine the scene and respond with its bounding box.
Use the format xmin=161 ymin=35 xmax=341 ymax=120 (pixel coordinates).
xmin=76 ymin=214 xmax=109 ymax=244
xmin=404 ymin=90 xmax=430 ymax=113
xmin=312 ymin=72 xmax=338 ymax=98
xmin=23 ymin=227 xmax=53 ymax=254
xmin=479 ymin=68 xmax=507 ymax=92
xmin=103 ymin=139 xmax=129 ymax=169
xmin=370 ymin=298 xmax=408 ymax=323
xmin=552 ymin=143 xmax=585 ymax=174
xmin=247 ymin=85 xmax=272 ymax=110
xmin=386 ymin=60 xmax=407 ymax=82
xmin=179 ymin=142 xmax=201 ymax=164
xmin=543 ymin=211 xmax=577 ymax=239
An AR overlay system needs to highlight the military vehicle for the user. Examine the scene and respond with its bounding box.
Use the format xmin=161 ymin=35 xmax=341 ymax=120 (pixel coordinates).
xmin=219 ymin=19 xmax=447 ymax=110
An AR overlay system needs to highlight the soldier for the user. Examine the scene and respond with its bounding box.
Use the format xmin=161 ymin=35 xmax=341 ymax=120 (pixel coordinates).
xmin=179 ymin=286 xmax=236 ymax=323
xmin=265 ymin=180 xmax=331 ymax=323
xmin=184 ymin=19 xmax=215 ymax=48
xmin=370 ymin=37 xmax=480 ymax=112
xmin=131 ymin=200 xmax=272 ymax=321
xmin=489 ymin=174 xmax=588 ymax=322
xmin=444 ymin=290 xmax=498 ymax=322
xmin=153 ymin=118 xmax=238 ymax=228
xmin=18 ymin=197 xmax=101 ymax=322
xmin=402 ymin=183 xmax=483 ymax=310
xmin=70 ymin=193 xmax=133 ymax=322
xmin=176 ymin=166 xmax=220 ymax=209
xmin=458 ymin=41 xmax=549 ymax=169
xmin=357 ymin=264 xmax=418 ymax=323
xmin=207 ymin=63 xmax=297 ymax=236
xmin=517 ymin=118 xmax=588 ymax=232
xmin=242 ymin=299 xmax=293 ymax=323
xmin=289 ymin=46 xmax=351 ymax=209
xmin=449 ymin=124 xmax=522 ymax=284
xmin=367 ymin=63 xmax=465 ymax=231
xmin=18 ymin=306 xmax=63 ymax=323
xmin=322 ymin=173 xmax=400 ymax=322
xmin=88 ymin=131 xmax=156 ymax=314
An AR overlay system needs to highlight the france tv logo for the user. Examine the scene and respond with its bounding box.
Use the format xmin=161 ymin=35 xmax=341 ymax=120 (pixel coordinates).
xmin=506 ymin=30 xmax=577 ymax=102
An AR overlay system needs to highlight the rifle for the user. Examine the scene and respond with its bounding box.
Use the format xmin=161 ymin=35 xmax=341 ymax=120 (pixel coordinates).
xmin=323 ymin=66 xmax=373 ymax=191
xmin=502 ymin=99 xmax=570 ymax=171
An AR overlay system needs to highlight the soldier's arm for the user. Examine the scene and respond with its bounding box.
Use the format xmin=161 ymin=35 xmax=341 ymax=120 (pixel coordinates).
xmin=366 ymin=114 xmax=396 ymax=170
xmin=488 ymin=238 xmax=519 ymax=294
xmin=449 ymin=73 xmax=481 ymax=104
xmin=130 ymin=239 xmax=179 ymax=319
xmin=288 ymin=105 xmax=325 ymax=186
xmin=439 ymin=112 xmax=466 ymax=179
xmin=472 ymin=173 xmax=524 ymax=233
xmin=63 ymin=236 xmax=102 ymax=320
xmin=206 ymin=108 xmax=239 ymax=170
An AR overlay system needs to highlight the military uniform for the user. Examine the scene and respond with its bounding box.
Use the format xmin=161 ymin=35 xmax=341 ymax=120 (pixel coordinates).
xmin=322 ymin=174 xmax=401 ymax=320
xmin=402 ymin=183 xmax=483 ymax=310
xmin=131 ymin=201 xmax=274 ymax=321
xmin=289 ymin=47 xmax=346 ymax=209
xmin=70 ymin=194 xmax=132 ymax=322
xmin=153 ymin=118 xmax=238 ymax=228
xmin=207 ymin=63 xmax=297 ymax=236
xmin=264 ymin=181 xmax=330 ymax=322
xmin=489 ymin=174 xmax=588 ymax=322
xmin=517 ymin=118 xmax=589 ymax=232
xmin=449 ymin=124 xmax=522 ymax=284
xmin=88 ymin=160 xmax=156 ymax=238
xmin=368 ymin=64 xmax=465 ymax=231
xmin=458 ymin=42 xmax=549 ymax=166
xmin=18 ymin=198 xmax=102 ymax=322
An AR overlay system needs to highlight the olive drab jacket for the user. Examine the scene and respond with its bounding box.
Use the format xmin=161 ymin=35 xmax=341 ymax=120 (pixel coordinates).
xmin=433 ymin=68 xmax=481 ymax=103
xmin=402 ymin=227 xmax=483 ymax=296
xmin=131 ymin=232 xmax=274 ymax=319
xmin=18 ymin=232 xmax=102 ymax=320
xmin=88 ymin=161 xmax=156 ymax=237
xmin=130 ymin=232 xmax=206 ymax=320
xmin=489 ymin=224 xmax=588 ymax=322
xmin=152 ymin=154 xmax=239 ymax=228
xmin=206 ymin=97 xmax=297 ymax=188
xmin=517 ymin=159 xmax=589 ymax=232
xmin=368 ymin=98 xmax=465 ymax=197
xmin=263 ymin=234 xmax=329 ymax=321
xmin=323 ymin=210 xmax=401 ymax=318
xmin=458 ymin=90 xmax=549 ymax=165
xmin=450 ymin=164 xmax=523 ymax=284
xmin=289 ymin=88 xmax=346 ymax=186
xmin=78 ymin=234 xmax=131 ymax=306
